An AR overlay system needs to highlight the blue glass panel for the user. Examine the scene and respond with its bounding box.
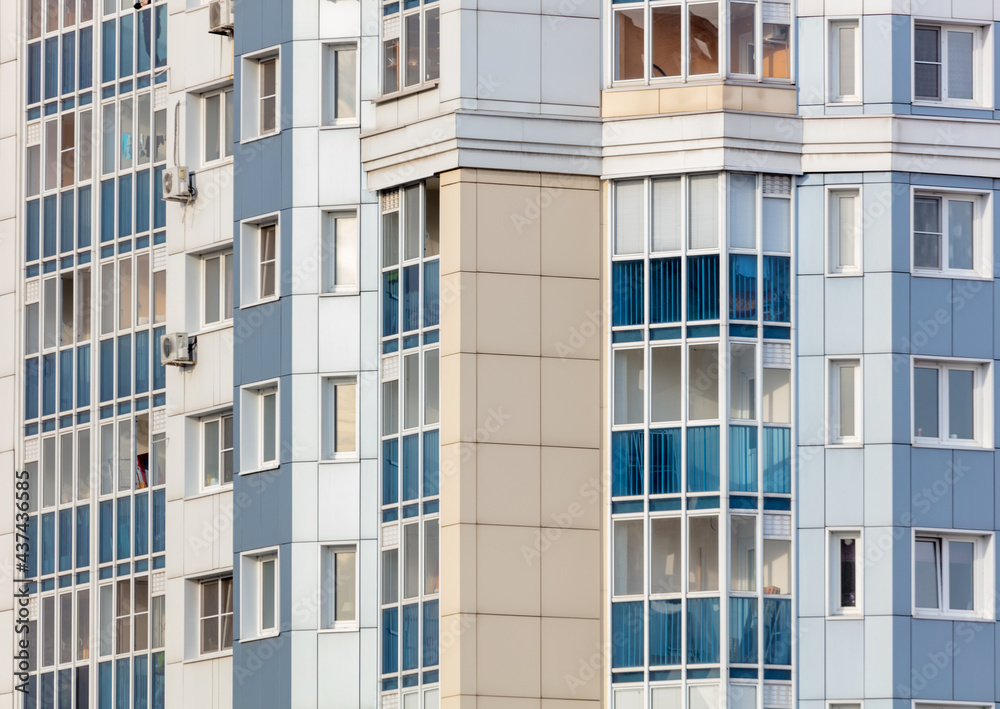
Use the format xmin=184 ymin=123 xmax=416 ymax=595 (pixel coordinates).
xmin=612 ymin=330 xmax=643 ymax=344
xmin=101 ymin=180 xmax=115 ymax=242
xmin=762 ymin=325 xmax=790 ymax=340
xmin=98 ymin=662 xmax=112 ymax=709
xmin=41 ymin=672 xmax=53 ymax=709
xmin=152 ymin=326 xmax=165 ymax=390
xmin=650 ymin=670 xmax=683 ymax=682
xmin=688 ymin=668 xmax=720 ymax=679
xmin=649 ymin=428 xmax=680 ymax=495
xmin=135 ymin=330 xmax=149 ymax=394
xmin=78 ymin=185 xmax=92 ymax=248
xmin=134 ymin=492 xmax=148 ymax=556
xmin=730 ymin=495 xmax=757 ymax=509
xmin=45 ymin=37 xmax=59 ymax=99
xmin=423 ymin=330 xmax=439 ymax=345
xmin=28 ymin=42 xmax=42 ymax=103
xmin=402 ymin=504 xmax=418 ymax=519
xmin=42 ymin=353 xmax=56 ymax=416
xmin=730 ymin=254 xmax=757 ymax=320
xmin=382 ymin=608 xmax=399 ymax=674
xmin=687 ymin=597 xmax=720 ymax=664
xmin=687 ymin=254 xmax=719 ymax=321
xmin=79 ymin=26 xmax=93 ymax=90
xmin=729 ymin=425 xmax=758 ymax=492
xmin=26 ymin=200 xmax=40 ymax=262
xmin=611 ymin=601 xmax=643 ymax=668
xmin=764 ymin=669 xmax=792 ymax=680
xmin=118 ymin=174 xmax=132 ymax=238
xmin=119 ymin=15 xmax=134 ymax=78
xmin=99 ymin=339 xmax=114 ymax=402
xmin=424 ymin=260 xmax=439 ymax=327
xmin=383 ymin=508 xmax=399 ymax=523
xmin=423 ymin=500 xmax=439 ymax=515
xmin=404 ymin=335 xmax=419 ymax=350
xmin=101 ymin=21 xmax=116 ymax=84
xmin=59 ymin=349 xmax=73 ymax=412
xmin=763 ymin=427 xmax=791 ymax=494
xmin=763 ymin=496 xmax=791 ymax=511
xmin=99 ymin=500 xmax=113 ymax=563
xmin=44 ymin=195 xmax=57 ymax=257
xmin=612 ymin=671 xmax=644 ymax=683
xmin=76 ymin=506 xmax=90 ymax=568
xmin=26 ymin=516 xmax=37 ymax=577
xmin=133 ymin=655 xmax=147 ymax=709
xmin=649 ymin=599 xmax=682 ymax=666
xmin=612 ymin=500 xmax=643 ymax=515
xmin=152 ymin=166 xmax=165 ymax=228
xmin=135 ymin=170 xmax=150 ymax=233
xmin=41 ymin=511 xmax=55 ymax=575
xmin=730 ymin=324 xmax=757 ymax=338
xmin=403 ymin=264 xmax=419 ymax=332
xmin=731 ymin=668 xmax=759 ymax=679
xmin=115 ymin=658 xmax=129 ymax=709
xmin=423 ymin=600 xmax=439 ymax=667
xmin=402 ymin=434 xmax=419 ymax=501
xmin=729 ymin=597 xmax=758 ymax=664
xmin=117 ymin=496 xmax=131 ymax=560
xmin=154 ymin=5 xmax=167 ymax=68
xmin=612 ymin=260 xmax=643 ymax=327
xmin=762 ymin=256 xmax=790 ymax=323
xmin=689 ymin=496 xmax=720 ymax=509
xmin=422 ymin=430 xmax=439 ymax=497
xmin=136 ymin=9 xmax=151 ymax=74
xmin=687 ymin=425 xmax=719 ymax=492
xmin=384 ymin=1 xmax=400 ymax=14
xmin=611 ymin=430 xmax=643 ymax=497
xmin=152 ymin=489 xmax=165 ymax=553
xmin=382 ymin=439 xmax=398 ymax=505
xmin=117 ymin=334 xmax=131 ymax=398
xmin=423 ymin=670 xmax=439 ymax=684
xmin=383 ymin=270 xmax=399 ymax=336
xmin=26 ymin=358 xmax=39 ymax=420
xmin=58 ymin=508 xmax=72 ymax=571
xmin=62 ymin=32 xmax=76 ymax=94
xmin=152 ymin=652 xmax=164 ymax=709
xmin=763 ymin=598 xmax=791 ymax=665
xmin=650 ymin=257 xmax=681 ymax=323
xmin=649 ymin=498 xmax=681 ymax=512
xmin=402 ymin=675 xmax=418 ymax=688
xmin=690 ymin=324 xmax=721 ymax=338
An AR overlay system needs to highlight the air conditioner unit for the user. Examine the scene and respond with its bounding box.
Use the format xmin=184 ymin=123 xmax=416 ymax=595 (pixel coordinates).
xmin=162 ymin=167 xmax=194 ymax=202
xmin=208 ymin=0 xmax=234 ymax=36
xmin=160 ymin=333 xmax=193 ymax=366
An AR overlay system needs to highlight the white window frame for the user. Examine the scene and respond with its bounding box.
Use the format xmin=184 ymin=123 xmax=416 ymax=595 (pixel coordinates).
xmin=240 ymin=380 xmax=280 ymax=474
xmin=202 ymin=249 xmax=234 ymax=327
xmin=240 ymin=47 xmax=280 ymax=143
xmin=827 ymin=529 xmax=863 ymax=617
xmin=321 ymin=376 xmax=359 ymax=461
xmin=827 ymin=358 xmax=862 ymax=446
xmin=240 ymin=549 xmax=280 ymax=640
xmin=911 ymin=357 xmax=992 ymax=449
xmin=198 ymin=575 xmax=234 ymax=656
xmin=319 ymin=544 xmax=358 ymax=631
xmin=321 ymin=43 xmax=359 ymax=127
xmin=828 ymin=19 xmax=862 ymax=103
xmin=911 ymin=21 xmax=991 ymax=107
xmin=201 ymin=411 xmax=234 ymax=490
xmin=826 ymin=187 xmax=862 ymax=275
xmin=321 ymin=210 xmax=359 ymax=295
xmin=911 ymin=529 xmax=994 ymax=621
xmin=910 ymin=188 xmax=991 ymax=279
xmin=240 ymin=215 xmax=280 ymax=307
xmin=380 ymin=1 xmax=441 ymax=96
xmin=202 ymin=86 xmax=234 ymax=165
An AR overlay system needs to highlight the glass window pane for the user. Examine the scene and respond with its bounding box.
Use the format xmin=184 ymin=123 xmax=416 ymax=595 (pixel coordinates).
xmin=403 ymin=353 xmax=419 ymax=429
xmin=425 ymin=7 xmax=440 ymax=81
xmin=948 ymin=540 xmax=975 ymax=611
xmin=913 ymin=367 xmax=939 ymax=438
xmin=383 ymin=38 xmax=399 ymax=93
xmin=835 ymin=193 xmax=857 ymax=269
xmin=650 ymin=517 xmax=682 ymax=594
xmin=136 ymin=92 xmax=151 ymax=165
xmin=688 ymin=174 xmax=719 ymax=249
xmin=948 ymin=200 xmax=974 ymax=271
xmin=730 ymin=344 xmax=756 ymax=420
xmin=424 ymin=519 xmax=439 ymax=595
xmin=403 ymin=185 xmax=421 ymax=261
xmin=688 ymin=2 xmax=719 ymax=75
xmin=650 ymin=346 xmax=681 ymax=422
xmin=260 ymin=558 xmax=275 ymax=631
xmin=382 ymin=379 xmax=399 ymax=436
xmin=335 ymin=382 xmax=357 ymax=454
xmin=651 ymin=177 xmax=681 ymax=252
xmin=839 ymin=537 xmax=856 ymax=607
xmin=331 ymin=215 xmax=358 ymax=289
xmin=136 ymin=253 xmax=149 ymax=325
xmin=424 ymin=349 xmax=439 ymax=425
xmin=204 ymin=94 xmax=220 ymax=163
xmin=336 ymin=48 xmax=357 ymax=120
xmin=731 ymin=516 xmax=756 ymax=591
xmin=614 ymin=349 xmax=644 ymax=425
xmin=60 ymin=433 xmax=73 ymax=504
xmin=335 ymin=550 xmax=356 ymax=621
xmin=837 ymin=25 xmax=856 ymax=97
xmin=948 ymin=369 xmax=974 ymax=440
xmin=382 ymin=548 xmax=398 ymax=604
xmin=762 ymin=538 xmax=790 ymax=594
xmin=652 ymin=687 xmax=681 ymax=709
xmin=77 ymin=429 xmax=90 ymax=500
xmin=763 ymin=22 xmax=790 ymax=79
xmin=688 ymin=344 xmax=719 ymax=421
xmin=651 ymin=6 xmax=682 ymax=78
xmin=613 ymin=519 xmax=644 ymax=596
xmin=203 ymin=419 xmax=219 ymax=487
xmin=403 ymin=523 xmax=419 ymax=599
xmin=118 ymin=258 xmax=132 ymax=329
xmin=729 ymin=173 xmax=756 ymax=248
xmin=946 ymin=31 xmax=974 ymax=100
xmin=688 ymin=516 xmax=719 ymax=592
xmin=155 ymin=108 xmax=167 ymax=162
xmin=729 ymin=3 xmax=755 ymax=75
xmin=762 ymin=368 xmax=790 ymax=424
xmin=915 ymin=27 xmax=940 ymax=62
xmin=838 ymin=364 xmax=856 ymax=439
xmin=914 ymin=539 xmax=939 ymax=608
xmin=616 ymin=688 xmax=644 ymax=709
xmin=262 ymin=391 xmax=276 ymax=463
xmin=762 ymin=197 xmax=790 ymax=252
xmin=76 ymin=589 xmax=90 ymax=661
xmin=615 ymin=180 xmax=644 ymax=255
xmin=204 ymin=256 xmax=220 ymax=324
xmin=404 ymin=12 xmax=420 ymax=87
xmin=615 ymin=9 xmax=645 ymax=81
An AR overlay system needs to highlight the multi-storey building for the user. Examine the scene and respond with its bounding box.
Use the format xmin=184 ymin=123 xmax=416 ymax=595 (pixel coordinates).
xmin=6 ymin=2 xmax=1000 ymax=709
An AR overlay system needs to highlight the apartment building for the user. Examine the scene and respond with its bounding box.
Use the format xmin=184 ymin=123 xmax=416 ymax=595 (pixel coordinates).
xmin=6 ymin=1 xmax=1000 ymax=709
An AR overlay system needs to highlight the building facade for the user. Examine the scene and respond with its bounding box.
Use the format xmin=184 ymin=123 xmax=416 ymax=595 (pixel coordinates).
xmin=6 ymin=2 xmax=1000 ymax=709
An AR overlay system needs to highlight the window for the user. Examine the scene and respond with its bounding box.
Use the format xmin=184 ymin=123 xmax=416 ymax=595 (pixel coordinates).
xmin=913 ymin=530 xmax=993 ymax=619
xmin=115 ymin=579 xmax=130 ymax=654
xmin=912 ymin=192 xmax=988 ymax=277
xmin=244 ymin=551 xmax=278 ymax=638
xmin=322 ymin=45 xmax=357 ymax=125
xmin=322 ymin=378 xmax=357 ymax=460
xmin=912 ymin=359 xmax=991 ymax=447
xmin=200 ymin=577 xmax=233 ymax=654
xmin=241 ymin=51 xmax=279 ymax=140
xmin=829 ymin=189 xmax=861 ymax=273
xmin=381 ymin=0 xmax=439 ymax=94
xmin=913 ymin=24 xmax=983 ymax=105
xmin=259 ymin=58 xmax=277 ymax=133
xmin=829 ymin=359 xmax=861 ymax=445
xmin=830 ymin=20 xmax=861 ymax=102
xmin=241 ymin=220 xmax=279 ymax=305
xmin=259 ymin=224 xmax=277 ymax=299
xmin=203 ymin=251 xmax=233 ymax=325
xmin=321 ymin=212 xmax=358 ymax=293
xmin=203 ymin=413 xmax=234 ymax=488
xmin=613 ymin=0 xmax=791 ymax=85
xmin=203 ymin=88 xmax=233 ymax=163
xmin=828 ymin=530 xmax=862 ymax=615
xmin=613 ymin=518 xmax=644 ymax=597
xmin=241 ymin=383 xmax=278 ymax=472
xmin=320 ymin=546 xmax=357 ymax=629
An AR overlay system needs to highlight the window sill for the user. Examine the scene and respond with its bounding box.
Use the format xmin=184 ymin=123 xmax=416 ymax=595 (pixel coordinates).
xmin=912 ymin=440 xmax=990 ymax=451
xmin=319 ymin=122 xmax=360 ymax=131
xmin=828 ymin=441 xmax=864 ymax=449
xmin=194 ymin=484 xmax=234 ymax=498
xmin=319 ymin=289 xmax=360 ymax=298
xmin=241 ymin=296 xmax=280 ymax=309
xmin=320 ymin=455 xmax=360 ymax=464
xmin=373 ymin=80 xmax=440 ymax=105
xmin=826 ymin=611 xmax=864 ymax=620
xmin=241 ymin=631 xmax=280 ymax=643
xmin=910 ymin=270 xmax=993 ymax=282
xmin=239 ymin=464 xmax=279 ymax=476
xmin=912 ymin=100 xmax=990 ymax=111
xmin=318 ymin=625 xmax=359 ymax=634
xmin=827 ymin=270 xmax=863 ymax=278
xmin=827 ymin=99 xmax=863 ymax=106
xmin=912 ymin=610 xmax=993 ymax=622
